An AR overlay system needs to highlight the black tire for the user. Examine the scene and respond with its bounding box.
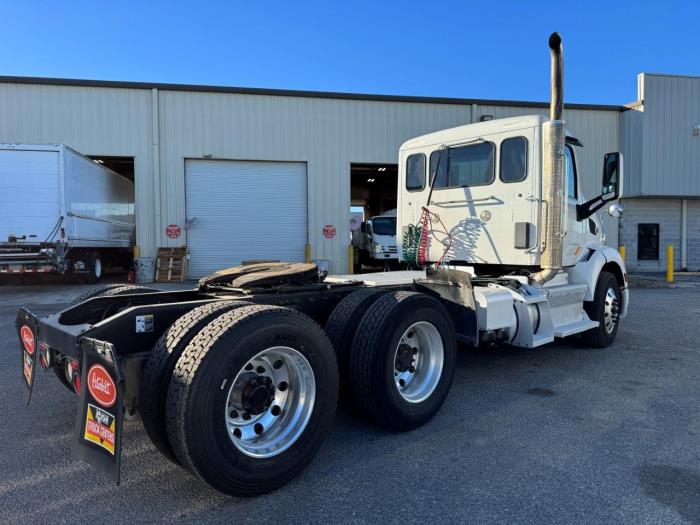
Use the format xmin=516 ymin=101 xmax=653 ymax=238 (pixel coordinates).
xmin=581 ymin=271 xmax=621 ymax=348
xmin=349 ymin=291 xmax=456 ymax=431
xmin=140 ymin=300 xmax=248 ymax=463
xmin=325 ymin=288 xmax=386 ymax=401
xmin=68 ymin=284 xmax=157 ymax=306
xmin=165 ymin=305 xmax=338 ymax=496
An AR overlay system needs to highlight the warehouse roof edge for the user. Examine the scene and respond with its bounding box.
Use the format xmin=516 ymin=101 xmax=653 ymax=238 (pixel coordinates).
xmin=0 ymin=75 xmax=629 ymax=112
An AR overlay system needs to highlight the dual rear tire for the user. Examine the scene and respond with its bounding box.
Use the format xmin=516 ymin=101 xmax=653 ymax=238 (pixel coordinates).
xmin=141 ymin=303 xmax=338 ymax=496
xmin=139 ymin=290 xmax=454 ymax=496
xmin=328 ymin=289 xmax=456 ymax=431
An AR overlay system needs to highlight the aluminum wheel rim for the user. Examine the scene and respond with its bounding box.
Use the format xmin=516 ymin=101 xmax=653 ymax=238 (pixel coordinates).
xmin=603 ymin=287 xmax=619 ymax=334
xmin=393 ymin=321 xmax=444 ymax=404
xmin=225 ymin=346 xmax=315 ymax=458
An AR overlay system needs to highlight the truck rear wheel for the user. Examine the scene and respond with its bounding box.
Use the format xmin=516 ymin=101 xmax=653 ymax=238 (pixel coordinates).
xmin=140 ymin=300 xmax=248 ymax=463
xmin=324 ymin=288 xmax=386 ymax=401
xmin=165 ymin=305 xmax=338 ymax=496
xmin=582 ymin=271 xmax=621 ymax=348
xmin=349 ymin=291 xmax=456 ymax=431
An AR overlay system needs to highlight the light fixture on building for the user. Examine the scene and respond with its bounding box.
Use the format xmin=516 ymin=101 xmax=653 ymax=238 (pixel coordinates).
xmin=367 ymin=178 xmax=375 ymax=183
xmin=377 ymin=167 xmax=386 ymax=172
xmin=93 ymin=159 xmax=104 ymax=164
xmin=480 ymin=115 xmax=494 ymax=122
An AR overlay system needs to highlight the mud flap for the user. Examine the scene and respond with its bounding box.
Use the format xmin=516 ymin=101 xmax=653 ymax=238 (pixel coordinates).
xmin=16 ymin=307 xmax=40 ymax=405
xmin=72 ymin=338 xmax=125 ymax=485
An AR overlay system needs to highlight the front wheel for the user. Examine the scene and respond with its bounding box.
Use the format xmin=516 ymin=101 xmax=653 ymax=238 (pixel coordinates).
xmin=165 ymin=305 xmax=338 ymax=496
xmin=582 ymin=271 xmax=621 ymax=348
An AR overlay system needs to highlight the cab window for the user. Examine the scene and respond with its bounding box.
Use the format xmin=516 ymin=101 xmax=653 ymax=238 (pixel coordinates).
xmin=565 ymin=145 xmax=578 ymax=199
xmin=500 ymin=136 xmax=528 ymax=183
xmin=430 ymin=142 xmax=495 ymax=188
xmin=406 ymin=153 xmax=425 ymax=191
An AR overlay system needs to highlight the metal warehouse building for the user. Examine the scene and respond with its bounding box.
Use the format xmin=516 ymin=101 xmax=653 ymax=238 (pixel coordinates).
xmin=0 ymin=72 xmax=698 ymax=277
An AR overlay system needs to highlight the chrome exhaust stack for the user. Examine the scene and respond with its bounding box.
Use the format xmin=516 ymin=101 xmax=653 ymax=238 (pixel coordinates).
xmin=531 ymin=32 xmax=566 ymax=286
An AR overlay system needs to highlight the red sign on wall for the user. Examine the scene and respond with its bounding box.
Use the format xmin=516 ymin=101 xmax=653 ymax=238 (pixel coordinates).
xmin=322 ymin=225 xmax=336 ymax=238
xmin=166 ymin=224 xmax=181 ymax=239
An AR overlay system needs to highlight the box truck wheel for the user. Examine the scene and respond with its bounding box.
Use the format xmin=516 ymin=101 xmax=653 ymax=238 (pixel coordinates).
xmin=165 ymin=305 xmax=338 ymax=496
xmin=325 ymin=288 xmax=387 ymax=402
xmin=85 ymin=252 xmax=102 ymax=283
xmin=349 ymin=291 xmax=456 ymax=431
xmin=581 ymin=271 xmax=621 ymax=348
xmin=140 ymin=300 xmax=248 ymax=463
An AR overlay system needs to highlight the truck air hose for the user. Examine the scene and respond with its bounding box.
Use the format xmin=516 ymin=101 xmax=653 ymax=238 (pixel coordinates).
xmin=417 ymin=207 xmax=431 ymax=266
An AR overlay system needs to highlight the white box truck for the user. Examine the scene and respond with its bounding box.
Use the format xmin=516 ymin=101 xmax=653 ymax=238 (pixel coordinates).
xmin=0 ymin=144 xmax=135 ymax=281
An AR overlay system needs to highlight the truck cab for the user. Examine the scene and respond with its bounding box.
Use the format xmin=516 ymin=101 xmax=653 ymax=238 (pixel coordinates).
xmin=398 ymin=114 xmax=628 ymax=346
xmin=398 ymin=116 xmax=616 ymax=268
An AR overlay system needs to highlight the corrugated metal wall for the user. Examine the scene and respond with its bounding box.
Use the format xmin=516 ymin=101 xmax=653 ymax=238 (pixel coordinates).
xmin=637 ymin=74 xmax=700 ymax=196
xmin=619 ymin=106 xmax=644 ymax=196
xmin=0 ymin=81 xmax=621 ymax=271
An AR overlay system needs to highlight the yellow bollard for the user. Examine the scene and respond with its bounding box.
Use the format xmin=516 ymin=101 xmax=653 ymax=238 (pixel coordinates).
xmin=666 ymin=245 xmax=674 ymax=282
xmin=619 ymin=245 xmax=626 ymax=261
xmin=347 ymin=245 xmax=354 ymax=275
xmin=304 ymin=243 xmax=312 ymax=263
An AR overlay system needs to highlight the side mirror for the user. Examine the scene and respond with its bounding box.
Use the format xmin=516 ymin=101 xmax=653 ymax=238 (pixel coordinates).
xmin=601 ymin=152 xmax=622 ymax=201
xmin=577 ymin=152 xmax=624 ymax=221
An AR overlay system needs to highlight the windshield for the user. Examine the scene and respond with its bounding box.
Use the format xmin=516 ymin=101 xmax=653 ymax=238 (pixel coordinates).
xmin=372 ymin=217 xmax=396 ymax=236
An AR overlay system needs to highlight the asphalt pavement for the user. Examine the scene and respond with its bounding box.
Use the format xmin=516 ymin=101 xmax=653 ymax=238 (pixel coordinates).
xmin=0 ymin=282 xmax=699 ymax=524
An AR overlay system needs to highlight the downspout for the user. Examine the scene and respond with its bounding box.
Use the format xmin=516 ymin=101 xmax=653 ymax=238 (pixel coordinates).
xmin=681 ymin=198 xmax=687 ymax=270
xmin=152 ymin=88 xmax=162 ymax=249
xmin=530 ymin=32 xmax=567 ymax=286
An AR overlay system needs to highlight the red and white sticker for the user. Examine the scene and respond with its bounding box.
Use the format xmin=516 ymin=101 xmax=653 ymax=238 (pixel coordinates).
xmin=87 ymin=364 xmax=117 ymax=408
xmin=322 ymin=224 xmax=336 ymax=238
xmin=20 ymin=325 xmax=35 ymax=355
xmin=166 ymin=224 xmax=181 ymax=239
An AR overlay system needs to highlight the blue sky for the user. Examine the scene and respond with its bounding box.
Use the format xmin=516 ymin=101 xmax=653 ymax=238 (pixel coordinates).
xmin=3 ymin=1 xmax=699 ymax=105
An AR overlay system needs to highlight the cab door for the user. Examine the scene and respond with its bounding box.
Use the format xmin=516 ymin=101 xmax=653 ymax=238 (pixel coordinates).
xmin=425 ymin=129 xmax=537 ymax=266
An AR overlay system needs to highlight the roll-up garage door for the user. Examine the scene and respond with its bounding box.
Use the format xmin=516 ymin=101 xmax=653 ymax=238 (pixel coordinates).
xmin=185 ymin=160 xmax=307 ymax=279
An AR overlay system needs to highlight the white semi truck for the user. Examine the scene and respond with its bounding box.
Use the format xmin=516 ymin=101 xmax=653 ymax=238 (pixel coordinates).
xmin=17 ymin=33 xmax=627 ymax=496
xmin=0 ymin=144 xmax=135 ymax=281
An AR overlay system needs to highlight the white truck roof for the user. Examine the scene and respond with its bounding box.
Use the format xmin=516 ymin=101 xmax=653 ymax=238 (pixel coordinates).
xmin=400 ymin=115 xmax=546 ymax=151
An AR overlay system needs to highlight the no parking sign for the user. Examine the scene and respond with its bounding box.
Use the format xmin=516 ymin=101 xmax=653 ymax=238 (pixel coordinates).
xmin=166 ymin=224 xmax=181 ymax=239
xmin=322 ymin=225 xmax=336 ymax=238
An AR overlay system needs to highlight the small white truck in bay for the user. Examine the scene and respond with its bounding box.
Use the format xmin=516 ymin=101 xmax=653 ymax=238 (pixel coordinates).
xmin=16 ymin=33 xmax=628 ymax=496
xmin=0 ymin=144 xmax=135 ymax=280
xmin=352 ymin=209 xmax=399 ymax=266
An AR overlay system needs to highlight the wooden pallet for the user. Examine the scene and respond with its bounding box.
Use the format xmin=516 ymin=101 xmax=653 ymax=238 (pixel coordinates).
xmin=155 ymin=247 xmax=188 ymax=283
